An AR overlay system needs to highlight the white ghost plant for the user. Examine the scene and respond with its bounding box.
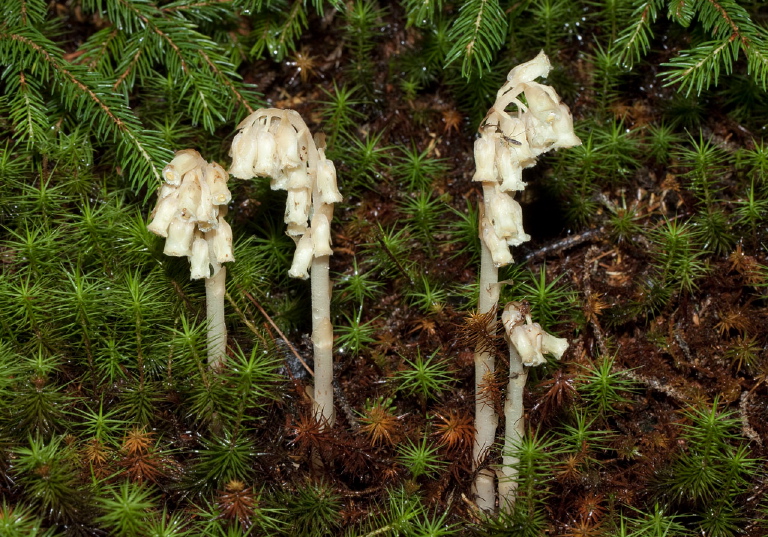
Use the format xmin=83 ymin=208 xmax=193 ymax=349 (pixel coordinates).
xmin=470 ymin=51 xmax=581 ymax=512
xmin=148 ymin=150 xmax=234 ymax=370
xmin=498 ymin=302 xmax=568 ymax=512
xmin=229 ymin=108 xmax=341 ymax=427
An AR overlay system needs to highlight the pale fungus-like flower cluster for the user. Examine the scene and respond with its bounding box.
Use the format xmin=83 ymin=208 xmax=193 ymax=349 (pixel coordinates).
xmin=229 ymin=108 xmax=342 ymax=280
xmin=473 ymin=51 xmax=581 ymax=267
xmin=229 ymin=107 xmax=341 ymax=426
xmin=148 ymin=149 xmax=234 ymax=279
xmin=472 ymin=52 xmax=580 ymax=512
xmin=501 ymin=302 xmax=569 ymax=367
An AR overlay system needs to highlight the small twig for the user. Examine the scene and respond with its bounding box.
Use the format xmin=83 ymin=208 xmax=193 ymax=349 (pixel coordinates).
xmin=521 ymin=227 xmax=605 ymax=263
xmin=377 ymin=234 xmax=415 ymax=285
xmin=239 ymin=286 xmax=314 ymax=378
xmin=584 ymin=246 xmax=609 ymax=357
xmin=224 ymin=291 xmax=269 ymax=348
xmin=333 ymin=378 xmax=359 ymax=429
xmin=617 ymin=369 xmax=689 ymax=404
xmin=673 ymin=324 xmax=693 ymax=363
xmin=739 ymin=390 xmax=762 ymax=446
xmin=461 ymin=492 xmax=484 ymax=523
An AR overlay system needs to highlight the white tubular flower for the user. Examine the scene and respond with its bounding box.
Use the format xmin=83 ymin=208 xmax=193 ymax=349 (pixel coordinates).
xmin=270 ymin=172 xmax=290 ymax=191
xmin=253 ymin=130 xmax=278 ymax=177
xmin=502 ymin=302 xmax=569 ymax=367
xmin=316 ymin=156 xmax=343 ymax=204
xmin=208 ymin=162 xmax=232 ymax=205
xmin=287 ymin=165 xmax=311 ymax=190
xmin=229 ymin=126 xmax=259 ymax=179
xmin=509 ymin=324 xmax=546 ymax=366
xmin=285 ymin=188 xmax=311 ymax=226
xmin=177 ymin=169 xmax=202 ymax=221
xmin=524 ymin=83 xmax=559 ymax=125
xmin=163 ymin=150 xmax=201 ymax=186
xmin=213 ymin=216 xmax=234 ymax=263
xmin=296 ymin=127 xmax=310 ymax=163
xmin=164 ymin=215 xmax=195 ymax=257
xmin=196 ymin=170 xmax=217 ymax=233
xmin=311 ymin=212 xmax=333 ymax=257
xmin=502 ymin=117 xmax=536 ymax=168
xmin=286 ymin=222 xmax=308 ymax=238
xmin=148 ymin=189 xmax=180 ymax=237
xmin=288 ymin=231 xmax=313 ymax=279
xmin=190 ymin=236 xmax=210 ymax=280
xmin=501 ymin=302 xmax=525 ymax=330
xmin=275 ymin=119 xmax=301 ymax=168
xmin=524 ymin=113 xmax=557 ymax=156
xmin=505 ymin=50 xmax=551 ymax=89
xmin=551 ymin=103 xmax=582 ymax=149
xmin=481 ymin=215 xmax=513 ymax=267
xmin=506 ymin=229 xmax=531 ymax=248
xmin=489 ymin=189 xmax=524 ymax=240
xmin=472 ymin=136 xmax=496 ymax=182
xmin=158 ymin=184 xmax=177 ymax=199
xmin=541 ymin=331 xmax=569 ymax=359
xmin=495 ymin=143 xmax=525 ymax=192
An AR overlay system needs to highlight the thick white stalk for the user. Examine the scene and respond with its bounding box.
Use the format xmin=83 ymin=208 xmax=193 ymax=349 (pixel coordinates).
xmin=473 ymin=239 xmax=500 ymax=512
xmin=311 ymin=254 xmax=334 ymax=425
xmin=206 ymin=266 xmax=227 ymax=370
xmin=498 ymin=344 xmax=527 ymax=513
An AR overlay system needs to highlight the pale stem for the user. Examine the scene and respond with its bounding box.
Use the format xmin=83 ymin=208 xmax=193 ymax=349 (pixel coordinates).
xmin=498 ymin=344 xmax=527 ymax=513
xmin=311 ymin=254 xmax=334 ymax=425
xmin=205 ymin=266 xmax=227 ymax=370
xmin=473 ymin=238 xmax=500 ymax=512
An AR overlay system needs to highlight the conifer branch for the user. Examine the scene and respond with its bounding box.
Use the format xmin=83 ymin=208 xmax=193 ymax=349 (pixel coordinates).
xmin=113 ymin=47 xmax=143 ymax=90
xmin=15 ymin=71 xmax=41 ymax=144
xmin=116 ymin=0 xmax=189 ymax=73
xmin=615 ymin=1 xmax=659 ymax=67
xmin=0 ymin=27 xmax=169 ymax=189
xmin=445 ymin=0 xmax=508 ymax=78
xmin=618 ymin=0 xmax=768 ymax=93
xmin=83 ymin=28 xmax=121 ymax=72
xmin=199 ymin=49 xmax=255 ymax=115
xmin=80 ymin=0 xmax=257 ymax=127
xmin=277 ymin=0 xmax=306 ymax=62
xmin=161 ymin=0 xmax=231 ymax=15
xmin=6 ymin=0 xmax=46 ymax=27
xmin=249 ymin=0 xmax=308 ymax=62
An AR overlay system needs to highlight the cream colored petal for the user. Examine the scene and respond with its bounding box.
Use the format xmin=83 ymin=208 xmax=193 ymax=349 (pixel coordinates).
xmin=164 ymin=216 xmax=195 ymax=257
xmin=288 ymin=231 xmax=313 ymax=279
xmin=190 ymin=236 xmax=210 ymax=280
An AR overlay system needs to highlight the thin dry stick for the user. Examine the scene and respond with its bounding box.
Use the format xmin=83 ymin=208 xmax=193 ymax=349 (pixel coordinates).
xmin=240 ymin=287 xmax=314 ymax=378
xmin=224 ymin=290 xmax=268 ymax=347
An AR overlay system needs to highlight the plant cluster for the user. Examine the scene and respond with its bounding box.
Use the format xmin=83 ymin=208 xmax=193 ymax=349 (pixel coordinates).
xmin=1 ymin=0 xmax=768 ymax=535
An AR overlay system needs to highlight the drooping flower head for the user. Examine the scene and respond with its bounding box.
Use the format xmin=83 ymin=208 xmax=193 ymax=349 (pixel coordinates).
xmin=148 ymin=150 xmax=234 ymax=279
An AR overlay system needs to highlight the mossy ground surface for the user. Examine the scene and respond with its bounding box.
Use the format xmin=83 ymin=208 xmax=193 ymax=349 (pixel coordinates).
xmin=1 ymin=2 xmax=768 ymax=536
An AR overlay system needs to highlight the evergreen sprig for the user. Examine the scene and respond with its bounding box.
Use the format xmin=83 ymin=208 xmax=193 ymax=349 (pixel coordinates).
xmin=0 ymin=25 xmax=171 ymax=191
xmin=445 ymin=0 xmax=508 ymax=78
xmin=615 ymin=0 xmax=768 ymax=95
xmin=250 ymin=0 xmax=308 ymax=62
xmin=0 ymin=1 xmax=259 ymax=194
